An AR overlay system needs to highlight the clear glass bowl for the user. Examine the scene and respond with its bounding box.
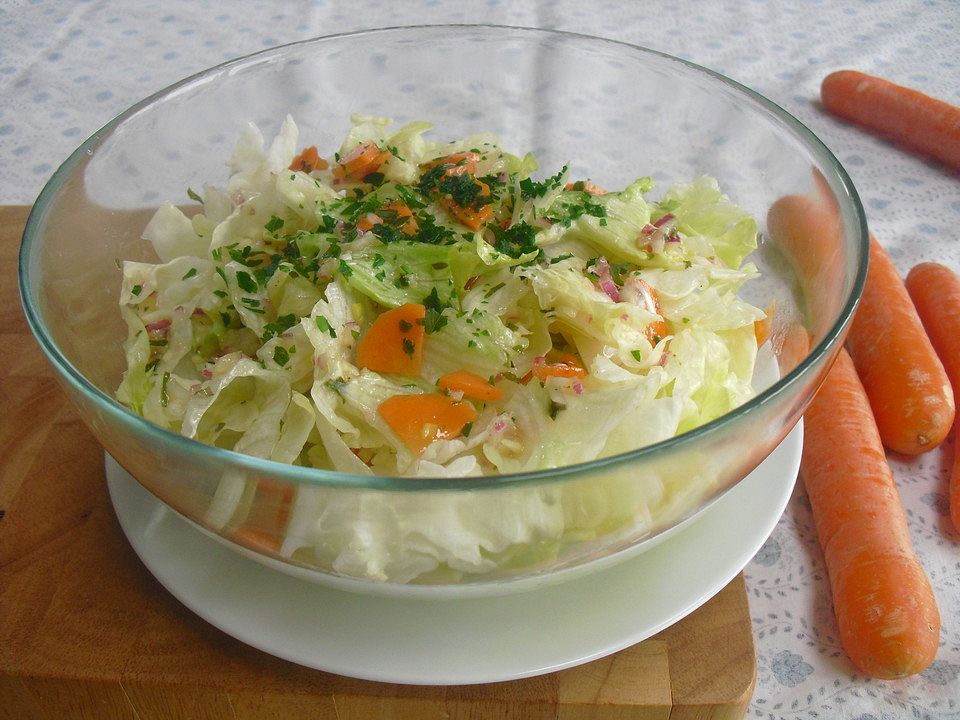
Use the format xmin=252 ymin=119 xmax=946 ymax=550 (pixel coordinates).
xmin=19 ymin=25 xmax=867 ymax=597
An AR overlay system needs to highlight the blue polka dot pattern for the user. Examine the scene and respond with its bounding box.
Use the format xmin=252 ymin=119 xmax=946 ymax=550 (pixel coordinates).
xmin=1 ymin=3 xmax=959 ymax=718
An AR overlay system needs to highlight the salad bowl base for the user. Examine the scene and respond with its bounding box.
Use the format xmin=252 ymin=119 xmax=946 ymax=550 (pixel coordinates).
xmin=105 ymin=421 xmax=801 ymax=685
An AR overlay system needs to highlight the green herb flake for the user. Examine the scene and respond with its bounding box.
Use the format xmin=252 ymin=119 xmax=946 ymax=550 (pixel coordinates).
xmin=273 ymin=346 xmax=290 ymax=367
xmin=398 ymin=319 xmax=413 ymax=333
xmin=131 ymin=284 xmax=143 ymax=296
xmin=315 ymin=315 xmax=337 ymax=338
xmin=181 ymin=267 xmax=198 ymax=280
xmin=484 ymin=282 xmax=506 ymax=298
xmin=265 ymin=215 xmax=285 ymax=233
xmin=262 ymin=313 xmax=298 ymax=341
xmin=235 ymin=270 xmax=257 ymax=293
xmin=402 ymin=337 xmax=415 ymax=359
xmin=631 ymin=349 xmax=644 ymax=362
xmin=160 ymin=371 xmax=171 ymax=407
xmin=338 ymin=259 xmax=353 ymax=278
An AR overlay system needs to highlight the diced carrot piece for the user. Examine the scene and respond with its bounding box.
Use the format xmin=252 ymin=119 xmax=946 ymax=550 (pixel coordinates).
xmin=378 ymin=201 xmax=419 ymax=236
xmin=356 ymin=304 xmax=426 ymax=376
xmin=441 ymin=179 xmax=492 ymax=230
xmin=564 ymin=180 xmax=608 ymax=195
xmin=289 ymin=145 xmax=328 ymax=173
xmin=332 ymin=142 xmax=389 ymax=183
xmin=378 ymin=394 xmax=478 ymax=454
xmin=645 ymin=320 xmax=669 ymax=345
xmin=422 ymin=151 xmax=481 ymax=176
xmin=438 ymin=370 xmax=503 ymax=401
xmin=356 ymin=213 xmax=382 ymax=233
xmin=754 ymin=300 xmax=777 ymax=347
xmin=231 ymin=526 xmax=282 ymax=554
xmin=532 ymin=353 xmax=587 ymax=380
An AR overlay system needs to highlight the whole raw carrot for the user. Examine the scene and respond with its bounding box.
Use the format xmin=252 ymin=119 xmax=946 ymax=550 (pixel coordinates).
xmin=821 ymin=70 xmax=960 ymax=171
xmin=765 ymin=177 xmax=845 ymax=338
xmin=846 ymin=235 xmax=954 ymax=455
xmin=802 ymin=348 xmax=940 ymax=678
xmin=905 ymin=262 xmax=960 ymax=531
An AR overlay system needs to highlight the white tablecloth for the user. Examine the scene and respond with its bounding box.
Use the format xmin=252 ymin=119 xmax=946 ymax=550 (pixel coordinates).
xmin=3 ymin=1 xmax=959 ymax=716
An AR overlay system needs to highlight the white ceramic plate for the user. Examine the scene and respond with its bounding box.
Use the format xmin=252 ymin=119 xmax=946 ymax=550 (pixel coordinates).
xmin=106 ymin=421 xmax=801 ymax=685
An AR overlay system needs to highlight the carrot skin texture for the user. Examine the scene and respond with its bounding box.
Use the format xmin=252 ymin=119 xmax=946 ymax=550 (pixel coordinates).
xmin=821 ymin=70 xmax=960 ymax=171
xmin=801 ymin=349 xmax=940 ymax=678
xmin=905 ymin=261 xmax=960 ymax=531
xmin=845 ymin=235 xmax=954 ymax=455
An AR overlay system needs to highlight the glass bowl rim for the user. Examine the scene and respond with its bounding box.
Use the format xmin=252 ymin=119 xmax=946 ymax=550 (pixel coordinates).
xmin=18 ymin=23 xmax=869 ymax=491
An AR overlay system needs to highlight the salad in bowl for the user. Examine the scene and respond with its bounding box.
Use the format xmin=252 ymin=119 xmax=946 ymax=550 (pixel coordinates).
xmin=114 ymin=115 xmax=773 ymax=585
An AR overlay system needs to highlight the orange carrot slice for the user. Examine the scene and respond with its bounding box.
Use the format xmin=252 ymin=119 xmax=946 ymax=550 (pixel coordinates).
xmin=332 ymin=142 xmax=390 ymax=183
xmin=289 ymin=145 xmax=328 ymax=173
xmin=438 ymin=370 xmax=503 ymax=401
xmin=905 ymin=261 xmax=960 ymax=531
xmin=378 ymin=394 xmax=478 ymax=454
xmin=378 ymin=201 xmax=419 ymax=236
xmin=754 ymin=301 xmax=776 ymax=347
xmin=531 ymin=353 xmax=587 ymax=381
xmin=356 ymin=304 xmax=426 ymax=376
xmin=846 ymin=235 xmax=954 ymax=455
xmin=231 ymin=526 xmax=282 ymax=554
xmin=229 ymin=478 xmax=294 ymax=555
xmin=821 ymin=70 xmax=960 ymax=171
xmin=422 ymin=151 xmax=481 ymax=176
xmin=440 ymin=179 xmax=493 ymax=230
xmin=564 ymin=180 xmax=608 ymax=195
xmin=801 ymin=348 xmax=940 ymax=678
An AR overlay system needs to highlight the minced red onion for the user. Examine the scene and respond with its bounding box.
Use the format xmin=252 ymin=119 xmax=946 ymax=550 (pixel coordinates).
xmin=653 ymin=212 xmax=675 ymax=228
xmin=146 ymin=318 xmax=171 ymax=332
xmin=593 ymin=257 xmax=620 ymax=302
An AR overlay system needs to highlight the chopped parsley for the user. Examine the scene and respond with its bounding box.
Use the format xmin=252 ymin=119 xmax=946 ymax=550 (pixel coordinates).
xmin=315 ymin=315 xmax=337 ymax=338
xmin=181 ymin=267 xmax=198 ymax=280
xmin=131 ymin=284 xmax=142 ymax=296
xmin=186 ymin=187 xmax=203 ymax=203
xmin=273 ymin=346 xmax=290 ymax=367
xmin=235 ymin=270 xmax=257 ymax=293
xmin=338 ymin=259 xmax=354 ymax=278
xmin=488 ymin=221 xmax=540 ymax=259
xmin=520 ymin=165 xmax=567 ymax=199
xmin=160 ymin=371 xmax=171 ymax=408
xmin=262 ymin=313 xmax=298 ymax=341
xmin=265 ymin=215 xmax=285 ymax=233
xmin=402 ymin=337 xmax=415 ymax=358
xmin=420 ymin=287 xmax=449 ymax=334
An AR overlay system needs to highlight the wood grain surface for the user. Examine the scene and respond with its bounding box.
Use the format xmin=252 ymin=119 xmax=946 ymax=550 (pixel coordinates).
xmin=1 ymin=205 xmax=756 ymax=719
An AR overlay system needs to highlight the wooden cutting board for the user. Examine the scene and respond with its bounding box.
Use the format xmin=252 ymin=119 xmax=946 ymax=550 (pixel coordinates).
xmin=0 ymin=205 xmax=755 ymax=720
